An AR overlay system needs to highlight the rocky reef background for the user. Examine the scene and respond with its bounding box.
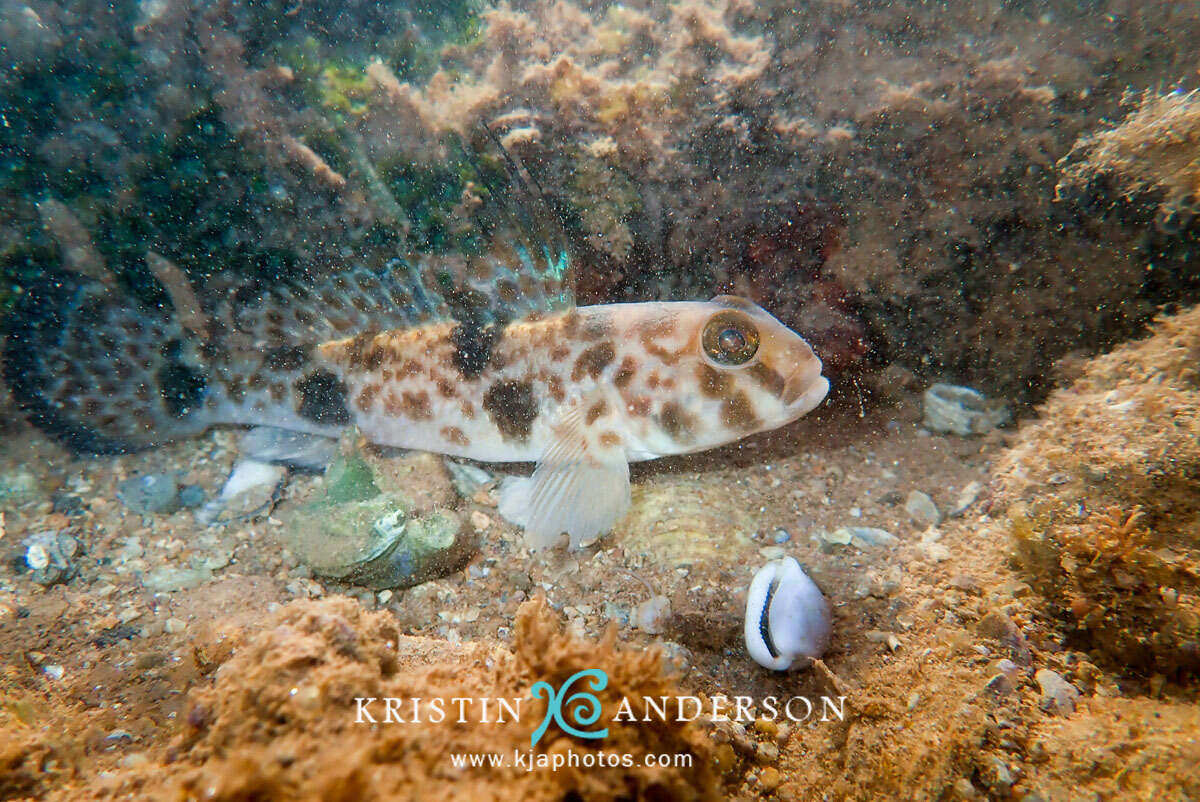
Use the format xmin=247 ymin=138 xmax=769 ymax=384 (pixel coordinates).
xmin=2 ymin=0 xmax=1199 ymax=403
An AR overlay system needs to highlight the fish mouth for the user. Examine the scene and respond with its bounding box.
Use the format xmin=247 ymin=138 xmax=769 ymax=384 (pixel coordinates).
xmin=782 ymin=362 xmax=830 ymax=416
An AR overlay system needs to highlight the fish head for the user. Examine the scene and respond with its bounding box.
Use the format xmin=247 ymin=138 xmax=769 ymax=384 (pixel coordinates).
xmin=630 ymin=295 xmax=829 ymax=457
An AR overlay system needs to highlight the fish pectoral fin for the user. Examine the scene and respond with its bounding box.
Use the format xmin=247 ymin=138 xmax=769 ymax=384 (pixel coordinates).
xmin=497 ymin=399 xmax=629 ymax=551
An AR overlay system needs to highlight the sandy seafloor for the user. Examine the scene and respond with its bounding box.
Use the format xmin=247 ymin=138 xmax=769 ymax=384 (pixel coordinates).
xmin=2 ymin=371 xmax=1196 ymax=801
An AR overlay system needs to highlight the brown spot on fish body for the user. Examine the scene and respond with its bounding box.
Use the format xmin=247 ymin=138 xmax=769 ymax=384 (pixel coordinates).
xmin=551 ymin=344 xmax=571 ymax=362
xmin=296 ymin=369 xmax=351 ymax=424
xmin=748 ymin=362 xmax=786 ymax=397
xmin=400 ymin=360 xmax=422 ymax=377
xmin=460 ymin=399 xmax=476 ymax=419
xmin=599 ymin=431 xmax=621 ymax=448
xmin=614 ymin=356 xmax=637 ymax=388
xmin=345 ymin=333 xmax=385 ymax=372
xmin=572 ymin=342 xmax=616 ymax=382
xmin=356 ymin=383 xmax=380 ymax=409
xmin=547 ymin=375 xmax=565 ymax=403
xmin=659 ymin=401 xmax=697 ymax=442
xmin=586 ymin=399 xmax=608 ymax=424
xmin=436 ymin=377 xmax=457 ymax=398
xmin=402 ymin=391 xmax=432 ymax=420
xmin=696 ymin=363 xmax=732 ymax=398
xmin=483 ymin=380 xmax=538 ymax=442
xmin=641 ymin=336 xmax=685 ymax=366
xmin=627 ymin=396 xmax=651 ymax=417
xmin=638 ymin=316 xmax=676 ymax=339
xmin=441 ymin=426 xmax=470 ymax=447
xmin=562 ymin=310 xmax=581 ymax=338
xmin=720 ymin=391 xmax=761 ymax=432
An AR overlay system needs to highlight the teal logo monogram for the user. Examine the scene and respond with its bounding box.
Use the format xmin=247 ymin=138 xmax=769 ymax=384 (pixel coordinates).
xmin=529 ymin=669 xmax=610 ymax=746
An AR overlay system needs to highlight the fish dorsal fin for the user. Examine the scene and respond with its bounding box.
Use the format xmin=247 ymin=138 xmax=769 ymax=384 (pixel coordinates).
xmin=215 ymin=261 xmax=451 ymax=349
xmin=455 ymin=126 xmax=574 ymax=322
xmin=215 ymin=132 xmax=573 ymax=350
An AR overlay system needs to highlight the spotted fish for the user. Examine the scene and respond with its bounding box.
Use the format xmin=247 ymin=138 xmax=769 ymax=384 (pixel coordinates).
xmin=4 ymin=206 xmax=828 ymax=551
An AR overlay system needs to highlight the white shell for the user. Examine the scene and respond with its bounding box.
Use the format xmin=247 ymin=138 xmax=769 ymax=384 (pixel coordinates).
xmin=744 ymin=556 xmax=831 ymax=670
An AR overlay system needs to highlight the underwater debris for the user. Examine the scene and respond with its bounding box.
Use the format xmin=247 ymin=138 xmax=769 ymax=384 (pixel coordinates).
xmin=197 ymin=459 xmax=287 ymax=526
xmin=22 ymin=530 xmax=79 ymax=586
xmin=280 ymin=450 xmax=475 ymax=590
xmin=922 ymin=383 xmax=1011 ymax=437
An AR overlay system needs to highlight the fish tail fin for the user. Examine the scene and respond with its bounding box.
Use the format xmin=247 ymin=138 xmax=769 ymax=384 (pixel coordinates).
xmin=3 ymin=271 xmax=212 ymax=453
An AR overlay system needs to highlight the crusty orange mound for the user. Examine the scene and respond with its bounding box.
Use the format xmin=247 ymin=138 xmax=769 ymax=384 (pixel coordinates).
xmin=992 ymin=304 xmax=1200 ymax=678
xmin=91 ymin=594 xmax=719 ymax=802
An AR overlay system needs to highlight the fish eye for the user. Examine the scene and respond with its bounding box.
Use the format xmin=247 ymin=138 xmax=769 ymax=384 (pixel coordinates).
xmin=702 ymin=311 xmax=759 ymax=366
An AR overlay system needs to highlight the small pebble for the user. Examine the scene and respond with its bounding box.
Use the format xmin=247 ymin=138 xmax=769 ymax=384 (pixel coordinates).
xmin=104 ymin=729 xmax=134 ymax=744
xmin=164 ymin=617 xmax=186 ymax=634
xmin=948 ymin=574 xmax=980 ymax=592
xmin=42 ymin=664 xmax=64 ymax=681
xmin=773 ymin=529 xmax=791 ymax=544
xmin=984 ymin=673 xmax=1016 ymax=698
xmin=632 ymin=596 xmax=671 ymax=634
xmin=143 ymin=566 xmax=213 ymax=593
xmin=918 ymin=527 xmax=950 ymax=562
xmin=25 ymin=542 xmax=49 ymax=571
xmin=22 ymin=531 xmax=80 ymax=586
xmin=443 ymin=459 xmax=494 ymax=498
xmin=1035 ymin=669 xmax=1080 ymax=715
xmin=758 ymin=767 xmax=782 ymax=791
xmin=841 ymin=526 xmax=899 ymax=549
xmin=753 ymin=718 xmax=778 ymax=737
xmin=984 ymin=757 xmax=1015 ymax=791
xmin=948 ymin=481 xmax=983 ymax=517
xmin=905 ymin=491 xmax=941 ymax=526
xmin=117 ymin=473 xmax=180 ymax=515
